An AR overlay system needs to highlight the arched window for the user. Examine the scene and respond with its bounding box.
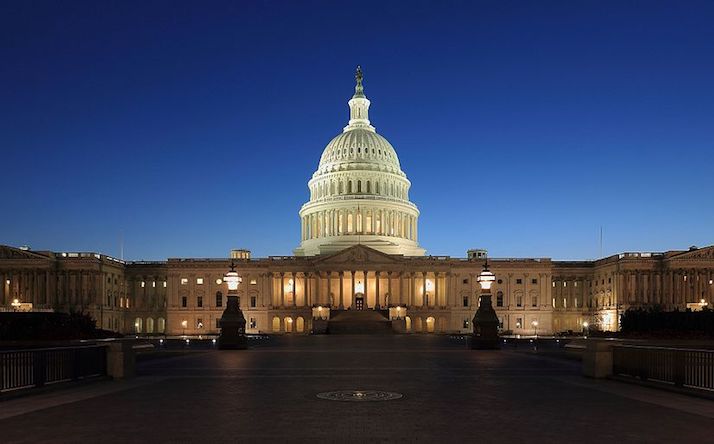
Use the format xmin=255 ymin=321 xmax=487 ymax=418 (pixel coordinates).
xmin=348 ymin=181 xmax=352 ymax=194
xmin=284 ymin=317 xmax=294 ymax=333
xmin=296 ymin=316 xmax=305 ymax=333
xmin=338 ymin=181 xmax=343 ymax=194
xmin=357 ymin=180 xmax=362 ymax=193
xmin=426 ymin=316 xmax=435 ymax=333
xmin=405 ymin=316 xmax=412 ymax=332
xmin=134 ymin=317 xmax=142 ymax=334
xmin=496 ymin=291 xmax=504 ymax=307
xmin=272 ymin=316 xmax=281 ymax=332
xmin=366 ymin=181 xmax=371 ymax=193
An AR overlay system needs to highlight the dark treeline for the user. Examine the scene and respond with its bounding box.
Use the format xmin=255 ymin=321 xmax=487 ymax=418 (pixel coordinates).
xmin=620 ymin=307 xmax=714 ymax=337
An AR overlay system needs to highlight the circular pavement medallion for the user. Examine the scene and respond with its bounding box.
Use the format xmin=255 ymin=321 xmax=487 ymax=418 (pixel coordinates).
xmin=316 ymin=390 xmax=403 ymax=402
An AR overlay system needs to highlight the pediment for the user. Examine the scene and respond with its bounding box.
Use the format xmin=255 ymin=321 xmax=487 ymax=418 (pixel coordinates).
xmin=313 ymin=245 xmax=405 ymax=265
xmin=670 ymin=245 xmax=714 ymax=261
xmin=0 ymin=245 xmax=51 ymax=260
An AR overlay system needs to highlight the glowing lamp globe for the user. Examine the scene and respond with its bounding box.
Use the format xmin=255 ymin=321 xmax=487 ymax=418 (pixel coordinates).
xmin=224 ymin=262 xmax=242 ymax=291
xmin=476 ymin=268 xmax=496 ymax=291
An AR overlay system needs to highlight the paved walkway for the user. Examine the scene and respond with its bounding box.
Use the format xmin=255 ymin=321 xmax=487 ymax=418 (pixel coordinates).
xmin=1 ymin=335 xmax=713 ymax=443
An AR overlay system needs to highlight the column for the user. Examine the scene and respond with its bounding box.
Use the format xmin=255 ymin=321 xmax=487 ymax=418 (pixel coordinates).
xmin=280 ymin=272 xmax=285 ymax=307
xmin=339 ymin=272 xmax=344 ymax=309
xmin=315 ymin=272 xmax=321 ymax=305
xmin=291 ymin=272 xmax=297 ymax=307
xmin=398 ymin=272 xmax=404 ymax=306
xmin=375 ymin=271 xmax=381 ymax=309
xmin=327 ymin=271 xmax=333 ymax=307
xmin=435 ymin=272 xmax=440 ymax=307
xmin=387 ymin=272 xmax=392 ymax=307
xmin=409 ymin=273 xmax=416 ymax=306
xmin=351 ymin=271 xmax=356 ymax=308
xmin=363 ymin=270 xmax=368 ymax=306
xmin=304 ymin=273 xmax=310 ymax=307
xmin=422 ymin=272 xmax=427 ymax=308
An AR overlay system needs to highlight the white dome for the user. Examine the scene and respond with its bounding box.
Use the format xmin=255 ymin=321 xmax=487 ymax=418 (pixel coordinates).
xmin=294 ymin=67 xmax=425 ymax=257
xmin=317 ymin=129 xmax=403 ymax=176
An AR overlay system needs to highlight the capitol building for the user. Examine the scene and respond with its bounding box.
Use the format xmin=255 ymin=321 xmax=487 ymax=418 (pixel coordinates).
xmin=1 ymin=69 xmax=713 ymax=336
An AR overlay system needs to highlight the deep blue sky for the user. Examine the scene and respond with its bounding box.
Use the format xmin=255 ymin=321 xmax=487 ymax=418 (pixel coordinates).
xmin=2 ymin=1 xmax=713 ymax=261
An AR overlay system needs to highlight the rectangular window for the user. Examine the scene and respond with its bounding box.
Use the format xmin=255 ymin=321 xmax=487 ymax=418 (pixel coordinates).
xmin=516 ymin=279 xmax=522 ymax=284
xmin=197 ymin=296 xmax=203 ymax=307
xmin=463 ymin=278 xmax=469 ymax=284
xmin=463 ymin=296 xmax=469 ymax=307
xmin=463 ymin=319 xmax=469 ymax=329
xmin=152 ymin=281 xmax=156 ymax=288
xmin=496 ymin=293 xmax=503 ymax=307
xmin=516 ymin=295 xmax=522 ymax=307
xmin=216 ymin=293 xmax=223 ymax=307
xmin=181 ymin=296 xmax=187 ymax=308
xmin=552 ymin=298 xmax=556 ymax=308
xmin=250 ymin=296 xmax=257 ymax=308
xmin=516 ymin=317 xmax=523 ymax=329
xmin=531 ymin=278 xmax=537 ymax=284
xmin=249 ymin=318 xmax=257 ymax=329
xmin=250 ymin=279 xmax=257 ymax=285
xmin=552 ymin=281 xmax=556 ymax=288
xmin=181 ymin=278 xmax=188 ymax=285
xmin=532 ymin=296 xmax=537 ymax=307
xmin=197 ymin=318 xmax=203 ymax=328
xmin=141 ymin=281 xmax=145 ymax=288
xmin=163 ymin=281 xmax=167 ymax=288
xmin=196 ymin=278 xmax=204 ymax=285
xmin=563 ymin=298 xmax=567 ymax=308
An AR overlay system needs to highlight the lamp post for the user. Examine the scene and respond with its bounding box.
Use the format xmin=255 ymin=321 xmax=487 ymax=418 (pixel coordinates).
xmin=218 ymin=261 xmax=248 ymax=350
xmin=532 ymin=320 xmax=539 ymax=338
xmin=582 ymin=321 xmax=589 ymax=338
xmin=11 ymin=298 xmax=21 ymax=312
xmin=471 ymin=260 xmax=500 ymax=350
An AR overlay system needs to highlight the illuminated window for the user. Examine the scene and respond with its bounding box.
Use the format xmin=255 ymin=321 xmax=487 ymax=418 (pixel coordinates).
xmin=181 ymin=278 xmax=188 ymax=285
xmin=196 ymin=278 xmax=204 ymax=285
xmin=250 ymin=279 xmax=257 ymax=285
xmin=152 ymin=281 xmax=156 ymax=288
xmin=250 ymin=296 xmax=257 ymax=307
xmin=249 ymin=318 xmax=257 ymax=329
xmin=216 ymin=278 xmax=223 ymax=285
xmin=564 ymin=282 xmax=567 ymax=287
xmin=516 ymin=317 xmax=523 ymax=329
xmin=552 ymin=281 xmax=556 ymax=288
xmin=141 ymin=281 xmax=145 ymax=288
xmin=163 ymin=281 xmax=167 ymax=288
xmin=563 ymin=298 xmax=567 ymax=308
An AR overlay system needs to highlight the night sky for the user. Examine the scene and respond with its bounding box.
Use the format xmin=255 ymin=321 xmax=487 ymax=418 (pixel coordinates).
xmin=2 ymin=1 xmax=713 ymax=261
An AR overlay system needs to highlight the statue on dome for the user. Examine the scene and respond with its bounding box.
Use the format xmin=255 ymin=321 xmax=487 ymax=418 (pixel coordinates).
xmin=355 ymin=66 xmax=363 ymax=85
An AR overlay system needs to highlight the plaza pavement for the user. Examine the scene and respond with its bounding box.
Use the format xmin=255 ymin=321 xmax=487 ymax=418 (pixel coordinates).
xmin=1 ymin=335 xmax=713 ymax=443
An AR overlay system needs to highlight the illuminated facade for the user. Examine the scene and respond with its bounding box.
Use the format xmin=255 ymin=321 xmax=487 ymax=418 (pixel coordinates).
xmin=1 ymin=70 xmax=713 ymax=335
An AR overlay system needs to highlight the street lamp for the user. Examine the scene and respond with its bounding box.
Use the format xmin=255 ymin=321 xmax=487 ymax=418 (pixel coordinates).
xmin=11 ymin=298 xmax=21 ymax=312
xmin=471 ymin=260 xmax=500 ymax=350
xmin=532 ymin=320 xmax=539 ymax=338
xmin=218 ymin=261 xmax=248 ymax=349
xmin=582 ymin=321 xmax=589 ymax=337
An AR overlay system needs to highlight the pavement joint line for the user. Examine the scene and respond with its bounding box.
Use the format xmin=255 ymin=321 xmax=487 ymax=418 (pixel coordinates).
xmin=0 ymin=377 xmax=167 ymax=421
xmin=556 ymin=375 xmax=714 ymax=420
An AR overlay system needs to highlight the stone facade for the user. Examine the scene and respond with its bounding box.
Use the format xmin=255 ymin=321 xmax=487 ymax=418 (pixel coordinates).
xmin=2 ymin=70 xmax=712 ymax=335
xmin=2 ymin=244 xmax=713 ymax=335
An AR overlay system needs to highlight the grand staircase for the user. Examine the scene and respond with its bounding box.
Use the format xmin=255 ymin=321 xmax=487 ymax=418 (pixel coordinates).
xmin=327 ymin=309 xmax=393 ymax=334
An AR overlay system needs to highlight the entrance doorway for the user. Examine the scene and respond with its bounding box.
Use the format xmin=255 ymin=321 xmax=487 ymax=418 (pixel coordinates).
xmin=355 ymin=294 xmax=364 ymax=310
